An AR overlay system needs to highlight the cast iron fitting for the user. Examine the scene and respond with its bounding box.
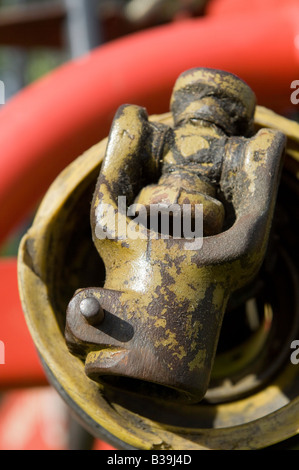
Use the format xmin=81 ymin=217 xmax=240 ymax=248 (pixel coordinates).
xmin=65 ymin=68 xmax=286 ymax=404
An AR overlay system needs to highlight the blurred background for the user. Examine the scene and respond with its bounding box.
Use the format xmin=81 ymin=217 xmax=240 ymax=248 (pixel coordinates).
xmin=0 ymin=0 xmax=298 ymax=450
xmin=0 ymin=0 xmax=210 ymax=104
xmin=0 ymin=0 xmax=211 ymax=257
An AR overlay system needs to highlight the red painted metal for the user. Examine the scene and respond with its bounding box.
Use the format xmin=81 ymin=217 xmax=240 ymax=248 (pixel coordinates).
xmin=0 ymin=257 xmax=47 ymax=388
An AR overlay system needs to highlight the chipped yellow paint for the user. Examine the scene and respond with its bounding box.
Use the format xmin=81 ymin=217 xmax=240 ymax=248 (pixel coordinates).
xmin=174 ymin=130 xmax=210 ymax=158
xmin=154 ymin=318 xmax=167 ymax=328
xmin=86 ymin=348 xmax=126 ymax=367
xmin=182 ymin=98 xmax=230 ymax=122
xmin=212 ymin=282 xmax=228 ymax=313
xmin=155 ymin=329 xmax=179 ymax=350
xmin=244 ymin=129 xmax=280 ymax=194
xmin=77 ymin=73 xmax=286 ymax=427
xmin=173 ymin=346 xmax=187 ymax=361
xmin=188 ymin=349 xmax=206 ymax=372
xmin=171 ymin=68 xmax=255 ymax=123
xmin=185 ymin=315 xmax=202 ymax=341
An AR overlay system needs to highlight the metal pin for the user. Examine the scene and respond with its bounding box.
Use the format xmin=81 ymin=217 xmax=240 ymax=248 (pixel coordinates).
xmin=79 ymin=297 xmax=105 ymax=326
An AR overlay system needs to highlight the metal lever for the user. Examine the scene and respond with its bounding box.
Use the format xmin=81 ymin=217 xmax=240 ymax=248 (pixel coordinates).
xmin=65 ymin=68 xmax=285 ymax=403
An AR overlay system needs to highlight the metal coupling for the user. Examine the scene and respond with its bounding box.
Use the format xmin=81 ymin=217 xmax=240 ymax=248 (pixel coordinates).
xmin=65 ymin=68 xmax=286 ymax=404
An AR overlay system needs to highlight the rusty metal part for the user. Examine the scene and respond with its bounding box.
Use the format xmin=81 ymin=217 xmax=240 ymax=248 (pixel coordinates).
xmin=18 ymin=99 xmax=299 ymax=449
xmin=64 ymin=68 xmax=286 ymax=404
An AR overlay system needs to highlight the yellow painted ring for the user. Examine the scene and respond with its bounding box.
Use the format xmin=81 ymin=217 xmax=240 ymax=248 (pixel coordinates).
xmin=18 ymin=109 xmax=299 ymax=450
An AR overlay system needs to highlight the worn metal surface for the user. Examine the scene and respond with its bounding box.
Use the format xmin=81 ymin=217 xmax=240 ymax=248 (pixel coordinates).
xmin=17 ymin=93 xmax=299 ymax=449
xmin=65 ymin=68 xmax=286 ymax=404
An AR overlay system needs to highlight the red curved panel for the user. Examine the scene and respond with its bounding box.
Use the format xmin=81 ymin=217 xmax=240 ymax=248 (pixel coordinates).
xmin=0 ymin=257 xmax=47 ymax=387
